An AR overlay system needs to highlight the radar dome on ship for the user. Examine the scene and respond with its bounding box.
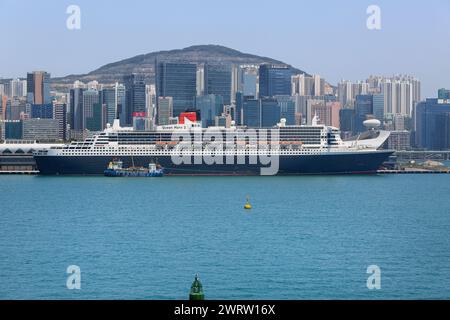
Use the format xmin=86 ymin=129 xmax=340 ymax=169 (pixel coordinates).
xmin=278 ymin=118 xmax=287 ymax=127
xmin=363 ymin=119 xmax=381 ymax=129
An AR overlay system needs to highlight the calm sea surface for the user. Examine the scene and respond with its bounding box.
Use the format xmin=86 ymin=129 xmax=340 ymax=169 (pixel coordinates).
xmin=1 ymin=174 xmax=450 ymax=299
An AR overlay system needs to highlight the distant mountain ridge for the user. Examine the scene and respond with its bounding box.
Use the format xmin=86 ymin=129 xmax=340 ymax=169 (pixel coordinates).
xmin=53 ymin=45 xmax=308 ymax=85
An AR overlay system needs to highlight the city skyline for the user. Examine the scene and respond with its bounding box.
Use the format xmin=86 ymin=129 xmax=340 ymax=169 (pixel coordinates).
xmin=1 ymin=0 xmax=449 ymax=97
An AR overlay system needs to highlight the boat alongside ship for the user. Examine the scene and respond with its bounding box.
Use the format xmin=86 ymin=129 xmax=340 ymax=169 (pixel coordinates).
xmin=104 ymin=160 xmax=164 ymax=177
xmin=32 ymin=117 xmax=394 ymax=176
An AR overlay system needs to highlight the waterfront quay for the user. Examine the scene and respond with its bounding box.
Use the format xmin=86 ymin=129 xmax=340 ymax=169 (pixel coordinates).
xmin=0 ymin=170 xmax=38 ymax=175
xmin=378 ymin=169 xmax=450 ymax=174
xmin=0 ymin=154 xmax=36 ymax=172
xmin=2 ymin=150 xmax=450 ymax=175
xmin=395 ymin=151 xmax=450 ymax=161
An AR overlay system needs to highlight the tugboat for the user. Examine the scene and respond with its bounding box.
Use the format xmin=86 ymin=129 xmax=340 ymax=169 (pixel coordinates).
xmin=104 ymin=159 xmax=164 ymax=177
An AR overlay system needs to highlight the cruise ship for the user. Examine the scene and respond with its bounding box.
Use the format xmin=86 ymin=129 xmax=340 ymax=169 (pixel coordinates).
xmin=34 ymin=117 xmax=393 ymax=176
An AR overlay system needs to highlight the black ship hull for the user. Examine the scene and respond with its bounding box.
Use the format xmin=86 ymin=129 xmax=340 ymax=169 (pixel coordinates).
xmin=34 ymin=150 xmax=393 ymax=175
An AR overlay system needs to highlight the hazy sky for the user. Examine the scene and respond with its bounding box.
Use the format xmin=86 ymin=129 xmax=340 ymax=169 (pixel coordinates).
xmin=1 ymin=0 xmax=449 ymax=97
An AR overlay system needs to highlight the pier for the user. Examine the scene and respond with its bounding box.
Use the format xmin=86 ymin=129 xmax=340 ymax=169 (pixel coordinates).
xmin=378 ymin=169 xmax=450 ymax=174
xmin=395 ymin=151 xmax=450 ymax=162
xmin=0 ymin=170 xmax=39 ymax=175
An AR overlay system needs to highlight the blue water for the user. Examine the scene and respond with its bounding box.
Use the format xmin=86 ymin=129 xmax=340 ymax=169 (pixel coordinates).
xmin=1 ymin=175 xmax=450 ymax=300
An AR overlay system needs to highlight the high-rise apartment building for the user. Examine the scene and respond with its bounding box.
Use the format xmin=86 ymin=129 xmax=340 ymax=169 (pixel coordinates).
xmin=337 ymin=80 xmax=369 ymax=108
xmin=313 ymin=75 xmax=325 ymax=96
xmin=291 ymin=74 xmax=315 ymax=96
xmin=379 ymin=75 xmax=420 ymax=116
xmin=10 ymin=79 xmax=27 ymax=97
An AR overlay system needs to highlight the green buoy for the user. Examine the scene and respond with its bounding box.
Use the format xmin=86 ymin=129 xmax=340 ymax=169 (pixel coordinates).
xmin=189 ymin=274 xmax=205 ymax=300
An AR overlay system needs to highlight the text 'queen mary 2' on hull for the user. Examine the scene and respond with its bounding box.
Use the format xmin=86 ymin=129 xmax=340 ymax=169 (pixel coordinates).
xmin=34 ymin=118 xmax=394 ymax=176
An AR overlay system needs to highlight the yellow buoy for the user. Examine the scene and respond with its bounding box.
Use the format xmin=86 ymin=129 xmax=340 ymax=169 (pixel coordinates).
xmin=244 ymin=195 xmax=252 ymax=210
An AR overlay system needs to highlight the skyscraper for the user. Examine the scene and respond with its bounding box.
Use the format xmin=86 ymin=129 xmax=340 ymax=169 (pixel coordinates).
xmin=291 ymin=74 xmax=315 ymax=96
xmin=327 ymin=102 xmax=342 ymax=128
xmin=258 ymin=64 xmax=292 ymax=98
xmin=82 ymin=89 xmax=100 ymax=131
xmin=157 ymin=97 xmax=173 ymax=126
xmin=6 ymin=97 xmax=26 ymax=121
xmin=10 ymin=78 xmax=27 ymax=97
xmin=438 ymin=88 xmax=450 ymax=100
xmin=235 ymin=92 xmax=244 ymax=125
xmin=54 ymin=103 xmax=67 ymax=141
xmin=156 ymin=62 xmax=197 ymax=117
xmin=195 ymin=94 xmax=224 ymax=128
xmin=86 ymin=102 xmax=106 ymax=131
xmin=203 ymin=64 xmax=232 ymax=105
xmin=313 ymin=74 xmax=325 ymax=96
xmin=231 ymin=65 xmax=243 ymax=104
xmin=27 ymin=71 xmax=51 ymax=105
xmin=305 ymin=98 xmax=326 ymax=124
xmin=339 ymin=108 xmax=355 ymax=135
xmin=102 ymin=88 xmax=116 ymax=125
xmin=124 ymin=74 xmax=146 ymax=126
xmin=307 ymin=101 xmax=331 ymax=126
xmin=337 ymin=80 xmax=369 ymax=108
xmin=275 ymin=95 xmax=296 ymax=125
xmin=242 ymin=97 xmax=260 ymax=128
xmin=242 ymin=67 xmax=258 ymax=97
xmin=0 ymin=95 xmax=7 ymax=120
xmin=22 ymin=118 xmax=59 ymax=141
xmin=114 ymin=83 xmax=126 ymax=125
xmin=196 ymin=67 xmax=205 ymax=96
xmin=31 ymin=104 xmax=53 ymax=119
xmin=354 ymin=95 xmax=373 ymax=134
xmin=373 ymin=93 xmax=385 ymax=121
xmin=415 ymin=98 xmax=450 ymax=150
xmin=260 ymin=98 xmax=280 ymax=127
xmin=69 ymin=88 xmax=84 ymax=131
xmin=0 ymin=120 xmax=23 ymax=140
xmin=378 ymin=75 xmax=420 ymax=116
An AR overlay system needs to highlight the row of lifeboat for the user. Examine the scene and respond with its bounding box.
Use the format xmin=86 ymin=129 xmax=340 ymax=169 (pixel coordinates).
xmin=155 ymin=141 xmax=304 ymax=146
